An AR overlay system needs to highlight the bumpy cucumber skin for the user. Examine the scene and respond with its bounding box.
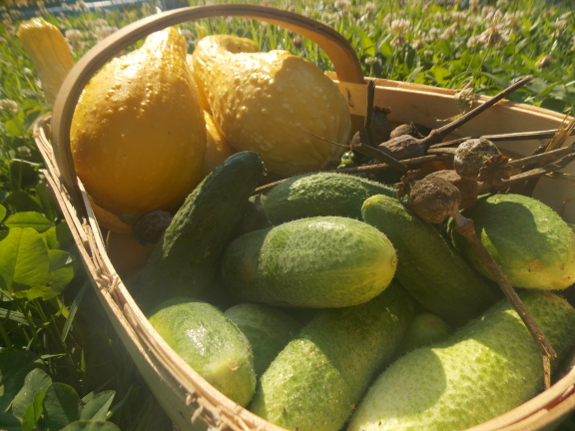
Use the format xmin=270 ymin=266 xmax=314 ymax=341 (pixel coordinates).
xmin=263 ymin=172 xmax=397 ymax=225
xmin=450 ymin=193 xmax=575 ymax=290
xmin=131 ymin=151 xmax=265 ymax=312
xmin=249 ymin=282 xmax=415 ymax=431
xmin=361 ymin=194 xmax=497 ymax=326
xmin=221 ymin=216 xmax=398 ymax=308
xmin=224 ymin=303 xmax=303 ymax=377
xmin=148 ymin=298 xmax=256 ymax=407
xmin=347 ymin=291 xmax=575 ymax=431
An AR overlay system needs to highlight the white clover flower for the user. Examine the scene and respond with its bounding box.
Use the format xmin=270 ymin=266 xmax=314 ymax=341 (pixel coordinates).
xmin=467 ymin=34 xmax=481 ymax=48
xmin=441 ymin=23 xmax=459 ymax=40
xmin=450 ymin=11 xmax=467 ymax=23
xmin=477 ymin=24 xmax=509 ymax=47
xmin=364 ymin=56 xmax=378 ymax=65
xmin=411 ymin=39 xmax=423 ymax=50
xmin=0 ymin=99 xmax=19 ymax=113
xmin=334 ymin=0 xmax=350 ymax=10
xmin=496 ymin=0 xmax=509 ymax=8
xmin=363 ymin=2 xmax=377 ymax=14
xmin=0 ymin=36 xmax=6 ymax=43
xmin=390 ymin=36 xmax=407 ymax=47
xmin=389 ymin=18 xmax=410 ymax=36
xmin=65 ymin=29 xmax=82 ymax=43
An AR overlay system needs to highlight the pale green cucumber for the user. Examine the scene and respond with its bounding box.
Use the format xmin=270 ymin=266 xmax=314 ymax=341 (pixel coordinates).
xmin=249 ymin=282 xmax=415 ymax=431
xmin=450 ymin=193 xmax=575 ymax=290
xmin=396 ymin=312 xmax=453 ymax=355
xmin=361 ymin=194 xmax=497 ymax=326
xmin=263 ymin=172 xmax=397 ymax=225
xmin=224 ymin=303 xmax=303 ymax=377
xmin=148 ymin=298 xmax=256 ymax=407
xmin=347 ymin=291 xmax=575 ymax=431
xmin=221 ymin=216 xmax=397 ymax=308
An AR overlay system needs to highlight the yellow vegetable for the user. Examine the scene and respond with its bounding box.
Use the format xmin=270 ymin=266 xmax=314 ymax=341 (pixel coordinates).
xmin=71 ymin=28 xmax=206 ymax=221
xmin=191 ymin=35 xmax=351 ymax=177
xmin=202 ymin=110 xmax=235 ymax=177
xmin=17 ymin=18 xmax=75 ymax=107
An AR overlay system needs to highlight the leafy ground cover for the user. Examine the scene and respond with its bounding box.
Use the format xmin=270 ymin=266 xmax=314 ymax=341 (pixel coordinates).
xmin=0 ymin=0 xmax=574 ymax=429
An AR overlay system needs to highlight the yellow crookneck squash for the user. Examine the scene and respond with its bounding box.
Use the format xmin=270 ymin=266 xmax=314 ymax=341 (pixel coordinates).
xmin=191 ymin=35 xmax=351 ymax=177
xmin=17 ymin=17 xmax=75 ymax=107
xmin=71 ymin=27 xmax=206 ymax=222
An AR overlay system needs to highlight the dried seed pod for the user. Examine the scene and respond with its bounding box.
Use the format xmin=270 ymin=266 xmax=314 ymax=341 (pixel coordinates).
xmin=453 ymin=138 xmax=501 ymax=180
xmin=350 ymin=106 xmax=393 ymax=148
xmin=425 ymin=169 xmax=479 ymax=210
xmin=389 ymin=122 xmax=431 ymax=140
xmin=407 ymin=175 xmax=461 ymax=225
xmin=133 ymin=210 xmax=173 ymax=245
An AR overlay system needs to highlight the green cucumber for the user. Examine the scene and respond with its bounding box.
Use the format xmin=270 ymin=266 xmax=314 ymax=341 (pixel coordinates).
xmin=263 ymin=172 xmax=396 ymax=225
xmin=361 ymin=194 xmax=498 ymax=326
xmin=131 ymin=151 xmax=265 ymax=312
xmin=148 ymin=298 xmax=256 ymax=407
xmin=221 ymin=216 xmax=397 ymax=308
xmin=249 ymin=282 xmax=415 ymax=431
xmin=449 ymin=193 xmax=575 ymax=290
xmin=224 ymin=303 xmax=303 ymax=377
xmin=347 ymin=291 xmax=575 ymax=431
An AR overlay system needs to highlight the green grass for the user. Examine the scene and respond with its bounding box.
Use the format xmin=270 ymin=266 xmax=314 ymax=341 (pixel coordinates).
xmin=0 ymin=0 xmax=574 ymax=429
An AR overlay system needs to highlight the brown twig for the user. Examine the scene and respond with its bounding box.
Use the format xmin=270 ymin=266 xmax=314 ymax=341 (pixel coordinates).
xmin=454 ymin=216 xmax=556 ymax=389
xmin=430 ymin=128 xmax=575 ymax=149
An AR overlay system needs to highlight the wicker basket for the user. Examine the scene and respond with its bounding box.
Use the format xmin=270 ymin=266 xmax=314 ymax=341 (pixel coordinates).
xmin=32 ymin=4 xmax=575 ymax=431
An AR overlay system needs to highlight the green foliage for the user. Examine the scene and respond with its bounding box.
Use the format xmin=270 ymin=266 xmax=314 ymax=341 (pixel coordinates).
xmin=0 ymin=0 xmax=574 ymax=429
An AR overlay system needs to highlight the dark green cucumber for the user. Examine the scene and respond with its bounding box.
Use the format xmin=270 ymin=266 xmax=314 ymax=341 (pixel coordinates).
xmin=248 ymin=282 xmax=415 ymax=431
xmin=224 ymin=303 xmax=303 ymax=377
xmin=361 ymin=194 xmax=498 ymax=326
xmin=263 ymin=172 xmax=396 ymax=225
xmin=148 ymin=298 xmax=256 ymax=407
xmin=131 ymin=151 xmax=265 ymax=312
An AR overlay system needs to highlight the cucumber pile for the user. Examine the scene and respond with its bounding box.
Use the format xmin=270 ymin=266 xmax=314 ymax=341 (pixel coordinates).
xmin=126 ymin=159 xmax=575 ymax=431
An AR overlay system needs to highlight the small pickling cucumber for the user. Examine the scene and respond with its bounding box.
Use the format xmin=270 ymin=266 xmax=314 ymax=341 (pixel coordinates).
xmin=249 ymin=282 xmax=415 ymax=431
xmin=130 ymin=151 xmax=265 ymax=312
xmin=263 ymin=172 xmax=396 ymax=225
xmin=347 ymin=291 xmax=575 ymax=431
xmin=221 ymin=216 xmax=397 ymax=309
xmin=224 ymin=303 xmax=303 ymax=377
xmin=361 ymin=194 xmax=498 ymax=326
xmin=148 ymin=298 xmax=256 ymax=407
xmin=449 ymin=193 xmax=575 ymax=290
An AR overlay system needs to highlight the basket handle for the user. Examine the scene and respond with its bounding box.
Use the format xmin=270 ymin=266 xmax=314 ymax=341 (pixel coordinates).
xmin=51 ymin=3 xmax=365 ymax=211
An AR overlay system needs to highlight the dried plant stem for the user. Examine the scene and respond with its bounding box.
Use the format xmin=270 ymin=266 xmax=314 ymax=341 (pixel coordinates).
xmin=421 ymin=76 xmax=533 ymax=146
xmin=431 ymin=128 xmax=575 ymax=149
xmin=498 ymin=153 xmax=575 ymax=190
xmin=453 ymin=214 xmax=556 ymax=389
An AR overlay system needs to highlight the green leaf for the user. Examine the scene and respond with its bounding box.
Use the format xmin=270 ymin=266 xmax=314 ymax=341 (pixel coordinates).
xmin=3 ymin=191 xmax=43 ymax=213
xmin=4 ymin=211 xmax=54 ymax=233
xmin=42 ymin=222 xmax=73 ymax=250
xmin=35 ymin=181 xmax=58 ymax=223
xmin=62 ymin=420 xmax=121 ymax=431
xmin=43 ymin=383 xmax=81 ymax=430
xmin=9 ymin=159 xmax=39 ymax=191
xmin=62 ymin=281 xmax=88 ymax=342
xmin=11 ymin=368 xmax=52 ymax=421
xmin=21 ymin=391 xmax=45 ymax=431
xmin=0 ymin=205 xmax=6 ymax=224
xmin=380 ymin=41 xmax=393 ymax=59
xmin=0 ymin=350 xmax=44 ymax=401
xmin=4 ymin=116 xmax=25 ymax=137
xmin=80 ymin=391 xmax=115 ymax=421
xmin=352 ymin=25 xmax=375 ymax=56
xmin=0 ymin=228 xmax=50 ymax=294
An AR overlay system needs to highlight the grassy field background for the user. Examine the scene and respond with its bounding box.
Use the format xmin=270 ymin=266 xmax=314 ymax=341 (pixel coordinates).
xmin=1 ymin=0 xmax=575 ymax=430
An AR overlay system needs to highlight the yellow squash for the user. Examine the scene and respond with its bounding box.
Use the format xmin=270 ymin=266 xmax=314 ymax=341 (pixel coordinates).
xmin=17 ymin=18 xmax=75 ymax=107
xmin=201 ymin=110 xmax=235 ymax=177
xmin=191 ymin=35 xmax=351 ymax=177
xmin=71 ymin=28 xmax=206 ymax=221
